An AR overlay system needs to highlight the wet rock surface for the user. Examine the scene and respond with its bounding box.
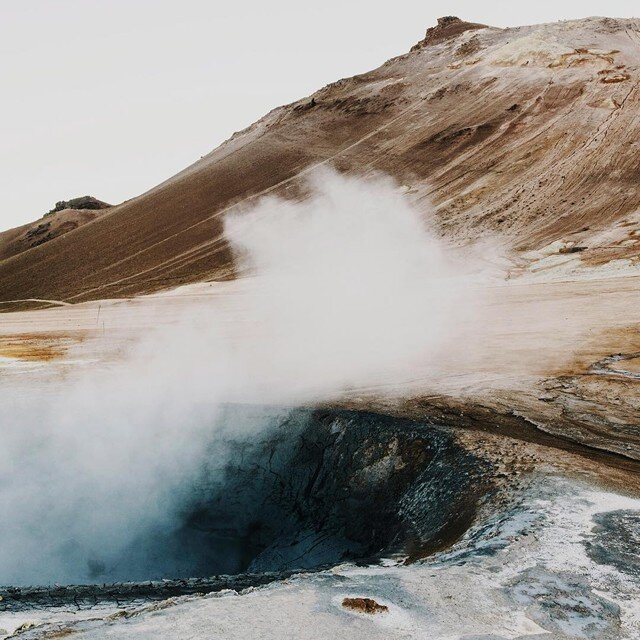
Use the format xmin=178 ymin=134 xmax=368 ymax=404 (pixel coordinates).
xmin=508 ymin=567 xmax=622 ymax=639
xmin=197 ymin=409 xmax=494 ymax=575
xmin=585 ymin=510 xmax=640 ymax=579
xmin=0 ymin=573 xmax=292 ymax=614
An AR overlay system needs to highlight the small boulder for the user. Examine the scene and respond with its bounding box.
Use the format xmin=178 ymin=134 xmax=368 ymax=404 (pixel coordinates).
xmin=342 ymin=597 xmax=389 ymax=614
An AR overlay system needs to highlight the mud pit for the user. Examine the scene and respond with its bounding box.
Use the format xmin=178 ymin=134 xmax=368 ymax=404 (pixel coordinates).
xmin=0 ymin=409 xmax=495 ymax=612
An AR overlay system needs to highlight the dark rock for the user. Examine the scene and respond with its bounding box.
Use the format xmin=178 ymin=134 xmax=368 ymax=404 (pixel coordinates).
xmin=46 ymin=196 xmax=112 ymax=216
xmin=585 ymin=510 xmax=640 ymax=579
xmin=411 ymin=17 xmax=488 ymax=51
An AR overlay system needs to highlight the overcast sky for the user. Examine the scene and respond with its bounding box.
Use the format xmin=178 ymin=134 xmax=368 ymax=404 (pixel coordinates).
xmin=1 ymin=0 xmax=638 ymax=230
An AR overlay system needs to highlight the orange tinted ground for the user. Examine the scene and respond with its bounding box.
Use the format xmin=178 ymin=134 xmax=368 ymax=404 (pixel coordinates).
xmin=0 ymin=332 xmax=78 ymax=361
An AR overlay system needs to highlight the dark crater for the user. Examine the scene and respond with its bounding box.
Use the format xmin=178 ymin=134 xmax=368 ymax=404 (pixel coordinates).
xmin=0 ymin=408 xmax=495 ymax=611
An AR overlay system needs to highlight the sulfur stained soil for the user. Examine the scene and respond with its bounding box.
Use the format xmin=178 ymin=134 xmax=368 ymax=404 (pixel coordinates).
xmin=0 ymin=333 xmax=74 ymax=361
xmin=342 ymin=597 xmax=389 ymax=614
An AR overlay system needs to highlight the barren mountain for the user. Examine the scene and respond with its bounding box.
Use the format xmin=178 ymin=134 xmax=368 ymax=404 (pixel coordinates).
xmin=1 ymin=16 xmax=639 ymax=307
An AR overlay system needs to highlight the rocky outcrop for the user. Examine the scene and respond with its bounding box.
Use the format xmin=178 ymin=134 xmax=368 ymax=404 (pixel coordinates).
xmin=410 ymin=16 xmax=488 ymax=50
xmin=46 ymin=196 xmax=112 ymax=216
xmin=0 ymin=408 xmax=497 ymax=610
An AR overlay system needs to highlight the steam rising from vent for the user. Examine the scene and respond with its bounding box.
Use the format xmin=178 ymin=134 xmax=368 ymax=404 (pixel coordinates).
xmin=0 ymin=168 xmax=501 ymax=585
xmin=224 ymin=169 xmax=500 ymax=399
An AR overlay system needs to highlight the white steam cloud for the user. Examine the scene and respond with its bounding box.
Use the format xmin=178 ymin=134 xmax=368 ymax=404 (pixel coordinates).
xmin=223 ymin=169 xmax=498 ymax=399
xmin=0 ymin=169 xmax=500 ymax=585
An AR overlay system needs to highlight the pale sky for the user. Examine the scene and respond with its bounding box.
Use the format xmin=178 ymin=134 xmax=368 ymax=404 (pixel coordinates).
xmin=1 ymin=0 xmax=637 ymax=231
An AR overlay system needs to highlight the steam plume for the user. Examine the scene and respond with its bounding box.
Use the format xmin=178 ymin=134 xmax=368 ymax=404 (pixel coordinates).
xmin=0 ymin=169 xmax=498 ymax=584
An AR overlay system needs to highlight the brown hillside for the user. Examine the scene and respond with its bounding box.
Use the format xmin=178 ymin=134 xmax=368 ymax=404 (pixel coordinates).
xmin=1 ymin=16 xmax=639 ymax=307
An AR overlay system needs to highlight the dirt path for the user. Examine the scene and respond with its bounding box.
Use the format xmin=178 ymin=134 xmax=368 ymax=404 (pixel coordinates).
xmin=0 ymin=298 xmax=72 ymax=307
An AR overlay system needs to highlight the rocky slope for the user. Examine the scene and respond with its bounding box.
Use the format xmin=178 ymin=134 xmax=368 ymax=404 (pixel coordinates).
xmin=1 ymin=16 xmax=639 ymax=305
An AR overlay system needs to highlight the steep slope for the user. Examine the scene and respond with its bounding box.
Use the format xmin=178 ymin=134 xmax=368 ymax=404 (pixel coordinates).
xmin=0 ymin=16 xmax=639 ymax=306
